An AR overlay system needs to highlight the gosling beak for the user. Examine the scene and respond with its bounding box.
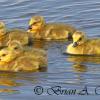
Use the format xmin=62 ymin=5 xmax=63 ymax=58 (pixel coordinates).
xmin=72 ymin=42 xmax=78 ymax=47
xmin=28 ymin=25 xmax=32 ymax=30
xmin=68 ymin=33 xmax=72 ymax=40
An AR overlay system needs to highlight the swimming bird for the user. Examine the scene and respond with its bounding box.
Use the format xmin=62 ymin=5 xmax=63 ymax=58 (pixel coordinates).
xmin=0 ymin=21 xmax=29 ymax=48
xmin=66 ymin=31 xmax=100 ymax=55
xmin=0 ymin=41 xmax=47 ymax=72
xmin=27 ymin=15 xmax=77 ymax=40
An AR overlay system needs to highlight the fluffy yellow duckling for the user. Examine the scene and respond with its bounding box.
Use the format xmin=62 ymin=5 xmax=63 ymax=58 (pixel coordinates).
xmin=66 ymin=31 xmax=100 ymax=55
xmin=0 ymin=41 xmax=47 ymax=72
xmin=27 ymin=15 xmax=77 ymax=40
xmin=0 ymin=21 xmax=29 ymax=48
xmin=0 ymin=21 xmax=6 ymax=36
xmin=8 ymin=29 xmax=29 ymax=46
xmin=0 ymin=21 xmax=8 ymax=47
xmin=7 ymin=40 xmax=47 ymax=57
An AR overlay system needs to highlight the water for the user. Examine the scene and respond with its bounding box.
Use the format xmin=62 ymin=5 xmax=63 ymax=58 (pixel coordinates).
xmin=0 ymin=0 xmax=100 ymax=99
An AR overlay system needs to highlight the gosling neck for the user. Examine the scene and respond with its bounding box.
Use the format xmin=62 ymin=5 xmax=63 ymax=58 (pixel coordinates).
xmin=0 ymin=33 xmax=7 ymax=40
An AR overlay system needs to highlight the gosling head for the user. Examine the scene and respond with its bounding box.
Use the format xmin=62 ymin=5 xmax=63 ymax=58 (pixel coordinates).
xmin=7 ymin=40 xmax=24 ymax=54
xmin=27 ymin=16 xmax=45 ymax=33
xmin=72 ymin=31 xmax=86 ymax=47
xmin=0 ymin=21 xmax=6 ymax=37
xmin=0 ymin=41 xmax=23 ymax=64
xmin=0 ymin=48 xmax=16 ymax=63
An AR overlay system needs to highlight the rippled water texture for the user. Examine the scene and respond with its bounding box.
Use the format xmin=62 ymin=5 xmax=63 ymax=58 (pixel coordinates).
xmin=0 ymin=0 xmax=100 ymax=99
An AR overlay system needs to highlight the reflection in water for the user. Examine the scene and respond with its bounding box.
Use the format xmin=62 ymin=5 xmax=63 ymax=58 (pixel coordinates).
xmin=0 ymin=72 xmax=21 ymax=94
xmin=72 ymin=64 xmax=87 ymax=85
xmin=66 ymin=56 xmax=89 ymax=84
xmin=32 ymin=40 xmax=68 ymax=50
xmin=66 ymin=55 xmax=100 ymax=84
xmin=0 ymin=79 xmax=19 ymax=94
xmin=0 ymin=78 xmax=20 ymax=87
xmin=67 ymin=55 xmax=100 ymax=64
xmin=0 ymin=69 xmax=47 ymax=94
xmin=73 ymin=64 xmax=87 ymax=73
xmin=32 ymin=40 xmax=46 ymax=49
xmin=0 ymin=89 xmax=19 ymax=94
xmin=0 ymin=72 xmax=21 ymax=86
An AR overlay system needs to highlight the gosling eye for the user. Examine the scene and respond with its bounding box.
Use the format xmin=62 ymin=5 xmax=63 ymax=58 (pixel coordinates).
xmin=28 ymin=26 xmax=32 ymax=29
xmin=78 ymin=37 xmax=82 ymax=41
xmin=28 ymin=22 xmax=38 ymax=29
xmin=32 ymin=22 xmax=38 ymax=25
xmin=2 ymin=54 xmax=7 ymax=57
xmin=14 ymin=46 xmax=19 ymax=50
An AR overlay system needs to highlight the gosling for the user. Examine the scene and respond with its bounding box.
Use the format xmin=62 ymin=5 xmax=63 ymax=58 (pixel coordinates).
xmin=0 ymin=41 xmax=47 ymax=72
xmin=27 ymin=15 xmax=77 ymax=40
xmin=0 ymin=21 xmax=29 ymax=48
xmin=66 ymin=31 xmax=100 ymax=55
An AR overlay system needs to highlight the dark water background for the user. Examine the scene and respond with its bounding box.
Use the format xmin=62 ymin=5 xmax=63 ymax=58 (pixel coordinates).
xmin=0 ymin=0 xmax=100 ymax=99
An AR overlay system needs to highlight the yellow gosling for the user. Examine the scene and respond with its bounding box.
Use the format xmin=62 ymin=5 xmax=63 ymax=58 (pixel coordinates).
xmin=0 ymin=21 xmax=6 ymax=36
xmin=7 ymin=40 xmax=47 ymax=57
xmin=27 ymin=15 xmax=77 ymax=40
xmin=0 ymin=21 xmax=29 ymax=48
xmin=0 ymin=21 xmax=8 ymax=47
xmin=66 ymin=31 xmax=100 ymax=55
xmin=8 ymin=29 xmax=29 ymax=46
xmin=0 ymin=41 xmax=47 ymax=72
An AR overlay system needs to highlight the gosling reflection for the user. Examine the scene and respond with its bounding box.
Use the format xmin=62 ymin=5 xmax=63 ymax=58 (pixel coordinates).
xmin=0 ymin=72 xmax=21 ymax=86
xmin=72 ymin=64 xmax=88 ymax=85
xmin=31 ymin=40 xmax=46 ymax=49
xmin=0 ymin=70 xmax=47 ymax=94
xmin=0 ymin=89 xmax=19 ymax=94
xmin=67 ymin=55 xmax=100 ymax=64
xmin=73 ymin=64 xmax=87 ymax=73
xmin=67 ymin=56 xmax=89 ymax=84
xmin=0 ymin=78 xmax=20 ymax=87
xmin=0 ymin=72 xmax=20 ymax=94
